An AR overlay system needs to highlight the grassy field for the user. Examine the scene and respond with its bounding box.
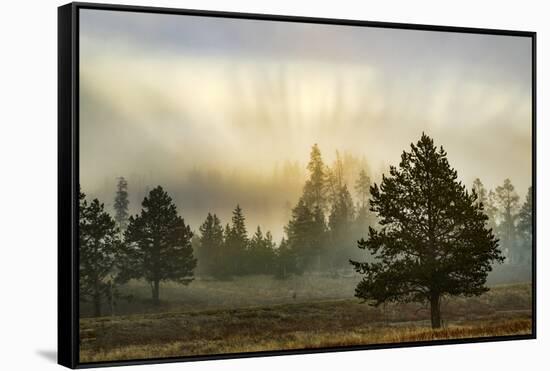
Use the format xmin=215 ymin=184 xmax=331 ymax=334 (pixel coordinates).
xmin=81 ymin=269 xmax=532 ymax=317
xmin=82 ymin=274 xmax=366 ymax=316
xmin=80 ymin=280 xmax=532 ymax=363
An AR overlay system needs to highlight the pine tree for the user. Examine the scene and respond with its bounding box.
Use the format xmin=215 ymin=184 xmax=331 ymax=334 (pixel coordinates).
xmin=198 ymin=213 xmax=224 ymax=277
xmin=350 ymin=134 xmax=503 ymax=329
xmin=248 ymin=226 xmax=276 ymax=274
xmin=303 ymin=144 xmax=327 ymax=211
xmin=247 ymin=226 xmax=265 ymax=274
xmin=285 ymin=198 xmax=326 ymax=271
xmin=353 ymin=169 xmax=375 ymax=262
xmin=113 ymin=176 xmax=129 ymax=233
xmin=495 ymin=179 xmax=520 ymax=263
xmin=473 ymin=178 xmax=497 ymax=232
xmin=328 ymin=183 xmax=355 ymax=270
xmin=119 ymin=186 xmax=196 ymax=305
xmin=225 ymin=205 xmax=249 ymax=276
xmin=275 ymin=237 xmax=299 ymax=279
xmin=79 ymin=189 xmax=120 ymax=316
xmin=326 ymin=151 xmax=344 ymax=207
xmin=517 ymin=186 xmax=533 ymax=265
xmin=472 ymin=178 xmax=488 ymax=207
xmin=265 ymin=231 xmax=276 ymax=250
xmin=355 ymin=169 xmax=371 ymax=209
xmin=485 ymin=189 xmax=499 ymax=232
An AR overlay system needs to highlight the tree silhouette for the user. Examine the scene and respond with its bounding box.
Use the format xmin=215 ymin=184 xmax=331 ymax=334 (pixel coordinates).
xmin=120 ymin=186 xmax=196 ymax=305
xmin=285 ymin=198 xmax=326 ymax=271
xmin=326 ymin=151 xmax=344 ymax=207
xmin=494 ymin=179 xmax=520 ymax=263
xmin=517 ymin=186 xmax=533 ymax=265
xmin=198 ymin=213 xmax=224 ymax=277
xmin=247 ymin=226 xmax=277 ymax=274
xmin=328 ymin=183 xmax=355 ymax=270
xmin=275 ymin=237 xmax=299 ymax=279
xmin=355 ymin=169 xmax=371 ymax=209
xmin=472 ymin=178 xmax=488 ymax=207
xmin=472 ymin=178 xmax=498 ymax=232
xmin=79 ymin=189 xmax=120 ymax=316
xmin=225 ymin=205 xmax=249 ymax=276
xmin=113 ymin=176 xmax=129 ymax=233
xmin=303 ymin=144 xmax=327 ymax=211
xmin=351 ymin=134 xmax=503 ymax=328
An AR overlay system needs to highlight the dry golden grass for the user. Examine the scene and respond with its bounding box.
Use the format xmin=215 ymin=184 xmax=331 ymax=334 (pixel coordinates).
xmin=80 ymin=318 xmax=531 ymax=363
xmin=80 ymin=282 xmax=532 ymax=364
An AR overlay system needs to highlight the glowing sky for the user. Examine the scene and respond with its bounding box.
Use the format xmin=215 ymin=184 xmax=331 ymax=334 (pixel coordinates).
xmin=79 ymin=9 xmax=532 ymax=237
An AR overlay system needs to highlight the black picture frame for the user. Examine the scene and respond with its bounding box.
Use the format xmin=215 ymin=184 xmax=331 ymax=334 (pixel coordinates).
xmin=58 ymin=2 xmax=537 ymax=368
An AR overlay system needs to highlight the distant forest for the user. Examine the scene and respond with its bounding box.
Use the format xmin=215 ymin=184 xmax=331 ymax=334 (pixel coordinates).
xmin=79 ymin=140 xmax=532 ymax=317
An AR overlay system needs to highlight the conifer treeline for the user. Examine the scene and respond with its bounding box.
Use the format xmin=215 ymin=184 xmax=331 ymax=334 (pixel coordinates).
xmin=194 ymin=144 xmax=378 ymax=279
xmin=78 ymin=144 xmax=532 ymax=316
xmin=471 ymin=178 xmax=532 ymax=265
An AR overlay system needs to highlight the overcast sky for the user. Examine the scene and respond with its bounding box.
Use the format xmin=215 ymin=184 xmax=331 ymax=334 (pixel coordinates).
xmin=79 ymin=9 xmax=532 ymax=237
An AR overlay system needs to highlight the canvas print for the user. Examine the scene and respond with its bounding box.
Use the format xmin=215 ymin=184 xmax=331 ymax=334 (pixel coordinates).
xmin=77 ymin=8 xmax=534 ymax=363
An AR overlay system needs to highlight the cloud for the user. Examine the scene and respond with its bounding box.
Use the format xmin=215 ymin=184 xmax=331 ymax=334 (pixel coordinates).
xmin=79 ymin=9 xmax=532 ymax=236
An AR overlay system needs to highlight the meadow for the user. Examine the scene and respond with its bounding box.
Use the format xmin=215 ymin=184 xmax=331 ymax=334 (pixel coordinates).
xmin=79 ymin=275 xmax=532 ymax=363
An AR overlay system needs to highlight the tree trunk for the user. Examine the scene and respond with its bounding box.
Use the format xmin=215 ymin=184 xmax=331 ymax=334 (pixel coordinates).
xmin=430 ymin=293 xmax=441 ymax=329
xmin=152 ymin=280 xmax=160 ymax=305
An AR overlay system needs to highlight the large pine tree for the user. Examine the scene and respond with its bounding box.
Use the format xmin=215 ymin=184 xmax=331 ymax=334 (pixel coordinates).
xmin=79 ymin=189 xmax=120 ymax=317
xmin=120 ymin=186 xmax=196 ymax=305
xmin=351 ymin=134 xmax=503 ymax=328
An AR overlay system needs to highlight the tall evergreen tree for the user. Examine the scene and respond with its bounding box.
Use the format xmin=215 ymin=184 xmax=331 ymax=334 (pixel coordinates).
xmin=494 ymin=179 xmax=520 ymax=263
xmin=326 ymin=151 xmax=344 ymax=207
xmin=79 ymin=189 xmax=120 ymax=317
xmin=198 ymin=213 xmax=224 ymax=277
xmin=517 ymin=186 xmax=533 ymax=265
xmin=248 ymin=226 xmax=277 ymax=274
xmin=303 ymin=144 xmax=327 ymax=211
xmin=285 ymin=198 xmax=326 ymax=271
xmin=328 ymin=183 xmax=355 ymax=269
xmin=353 ymin=169 xmax=375 ymax=262
xmin=472 ymin=178 xmax=497 ymax=232
xmin=120 ymin=186 xmax=196 ymax=305
xmin=355 ymin=169 xmax=371 ymax=209
xmin=113 ymin=176 xmax=129 ymax=233
xmin=275 ymin=237 xmax=299 ymax=279
xmin=472 ymin=178 xmax=488 ymax=207
xmin=351 ymin=134 xmax=502 ymax=329
xmin=485 ymin=189 xmax=499 ymax=232
xmin=225 ymin=205 xmax=249 ymax=276
xmin=265 ymin=231 xmax=276 ymax=251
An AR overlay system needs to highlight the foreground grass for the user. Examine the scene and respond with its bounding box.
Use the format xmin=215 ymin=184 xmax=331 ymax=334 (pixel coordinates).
xmin=81 ymin=318 xmax=530 ymax=362
xmin=80 ymin=284 xmax=532 ymax=363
